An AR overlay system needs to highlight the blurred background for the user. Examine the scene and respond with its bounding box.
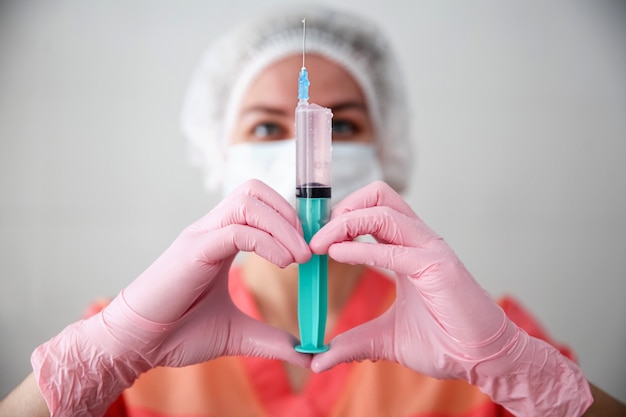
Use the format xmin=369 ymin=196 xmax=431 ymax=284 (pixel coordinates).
xmin=1 ymin=0 xmax=625 ymax=401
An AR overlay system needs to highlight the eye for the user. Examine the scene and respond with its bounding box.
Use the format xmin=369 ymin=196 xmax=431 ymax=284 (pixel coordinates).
xmin=252 ymin=122 xmax=285 ymax=140
xmin=332 ymin=119 xmax=358 ymax=139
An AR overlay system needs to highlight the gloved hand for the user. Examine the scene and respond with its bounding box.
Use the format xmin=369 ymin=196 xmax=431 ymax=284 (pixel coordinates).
xmin=309 ymin=181 xmax=592 ymax=417
xmin=31 ymin=179 xmax=312 ymax=417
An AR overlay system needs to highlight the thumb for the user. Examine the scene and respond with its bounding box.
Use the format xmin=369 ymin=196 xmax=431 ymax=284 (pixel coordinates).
xmin=311 ymin=311 xmax=394 ymax=373
xmin=229 ymin=313 xmax=312 ymax=368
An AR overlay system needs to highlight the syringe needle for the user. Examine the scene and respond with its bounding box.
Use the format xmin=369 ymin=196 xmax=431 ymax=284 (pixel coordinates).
xmin=297 ymin=18 xmax=310 ymax=101
xmin=301 ymin=18 xmax=306 ymax=69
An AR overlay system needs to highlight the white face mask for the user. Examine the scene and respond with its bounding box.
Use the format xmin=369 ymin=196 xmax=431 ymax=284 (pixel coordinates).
xmin=222 ymin=139 xmax=383 ymax=206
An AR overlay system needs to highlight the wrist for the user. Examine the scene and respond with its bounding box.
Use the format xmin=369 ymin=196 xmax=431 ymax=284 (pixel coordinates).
xmin=471 ymin=329 xmax=592 ymax=416
xmin=30 ymin=295 xmax=161 ymax=417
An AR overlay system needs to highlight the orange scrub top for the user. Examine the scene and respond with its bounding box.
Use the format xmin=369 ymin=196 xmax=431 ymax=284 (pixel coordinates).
xmin=95 ymin=267 xmax=574 ymax=417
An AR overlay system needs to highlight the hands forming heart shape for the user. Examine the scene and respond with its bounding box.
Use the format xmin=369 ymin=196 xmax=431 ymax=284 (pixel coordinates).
xmin=32 ymin=179 xmax=591 ymax=417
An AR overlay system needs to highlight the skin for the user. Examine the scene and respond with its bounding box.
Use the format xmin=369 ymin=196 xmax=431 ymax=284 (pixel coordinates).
xmin=2 ymin=53 xmax=625 ymax=417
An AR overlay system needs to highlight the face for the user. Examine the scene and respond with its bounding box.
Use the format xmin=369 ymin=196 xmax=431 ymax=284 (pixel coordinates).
xmin=229 ymin=54 xmax=374 ymax=144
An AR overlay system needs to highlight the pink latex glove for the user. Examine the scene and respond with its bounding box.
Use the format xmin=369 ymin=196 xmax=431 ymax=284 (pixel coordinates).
xmin=309 ymin=181 xmax=592 ymax=417
xmin=31 ymin=179 xmax=312 ymax=417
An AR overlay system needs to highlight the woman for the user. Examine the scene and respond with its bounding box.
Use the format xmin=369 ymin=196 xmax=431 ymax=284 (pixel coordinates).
xmin=1 ymin=4 xmax=624 ymax=417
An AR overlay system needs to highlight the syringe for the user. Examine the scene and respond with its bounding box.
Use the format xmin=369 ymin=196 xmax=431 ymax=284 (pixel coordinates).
xmin=294 ymin=19 xmax=332 ymax=354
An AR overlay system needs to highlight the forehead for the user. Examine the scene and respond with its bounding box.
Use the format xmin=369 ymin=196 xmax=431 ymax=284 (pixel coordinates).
xmin=239 ymin=54 xmax=366 ymax=109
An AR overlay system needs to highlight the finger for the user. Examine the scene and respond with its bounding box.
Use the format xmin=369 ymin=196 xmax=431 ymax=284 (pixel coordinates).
xmin=229 ymin=314 xmax=313 ymax=368
xmin=331 ymin=181 xmax=416 ymax=219
xmin=126 ymin=225 xmax=302 ymax=320
xmin=217 ymin=179 xmax=301 ymax=229
xmin=321 ymin=241 xmax=438 ymax=276
xmin=311 ymin=313 xmax=394 ymax=373
xmin=327 ymin=241 xmax=508 ymax=346
xmin=199 ymin=225 xmax=310 ymax=267
xmin=193 ymin=195 xmax=310 ymax=263
xmin=310 ymin=206 xmax=438 ymax=254
xmin=150 ymin=226 xmax=306 ymax=290
xmin=327 ymin=241 xmax=482 ymax=306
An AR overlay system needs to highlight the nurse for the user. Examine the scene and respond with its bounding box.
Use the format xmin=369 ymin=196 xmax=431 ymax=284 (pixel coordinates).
xmin=1 ymin=4 xmax=624 ymax=417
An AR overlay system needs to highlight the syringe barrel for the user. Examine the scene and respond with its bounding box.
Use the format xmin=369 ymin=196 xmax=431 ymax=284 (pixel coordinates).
xmin=294 ymin=100 xmax=332 ymax=353
xmin=295 ymin=102 xmax=332 ymax=198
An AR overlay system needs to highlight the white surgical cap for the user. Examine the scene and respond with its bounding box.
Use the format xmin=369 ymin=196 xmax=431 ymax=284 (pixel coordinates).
xmin=180 ymin=4 xmax=412 ymax=193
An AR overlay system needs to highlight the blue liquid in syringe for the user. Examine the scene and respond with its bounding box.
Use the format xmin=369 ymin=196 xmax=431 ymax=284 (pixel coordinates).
xmin=295 ymin=185 xmax=330 ymax=353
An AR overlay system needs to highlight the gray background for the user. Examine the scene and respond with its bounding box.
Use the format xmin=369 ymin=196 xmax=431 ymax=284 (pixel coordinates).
xmin=1 ymin=0 xmax=625 ymax=401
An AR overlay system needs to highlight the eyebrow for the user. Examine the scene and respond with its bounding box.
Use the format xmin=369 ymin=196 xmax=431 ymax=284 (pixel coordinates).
xmin=240 ymin=101 xmax=367 ymax=116
xmin=329 ymin=101 xmax=368 ymax=113
xmin=239 ymin=105 xmax=289 ymax=117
